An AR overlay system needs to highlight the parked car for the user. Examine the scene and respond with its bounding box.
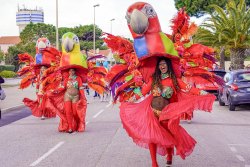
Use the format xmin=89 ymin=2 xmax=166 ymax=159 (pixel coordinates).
xmin=210 ymin=69 xmax=227 ymax=78
xmin=218 ymin=69 xmax=250 ymax=111
xmin=208 ymin=69 xmax=226 ymax=96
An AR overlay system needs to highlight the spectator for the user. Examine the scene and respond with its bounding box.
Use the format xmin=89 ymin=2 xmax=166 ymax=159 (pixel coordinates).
xmin=0 ymin=76 xmax=6 ymax=100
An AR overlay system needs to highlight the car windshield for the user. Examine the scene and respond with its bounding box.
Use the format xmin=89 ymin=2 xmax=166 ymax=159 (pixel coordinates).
xmin=236 ymin=72 xmax=250 ymax=82
xmin=213 ymin=71 xmax=226 ymax=78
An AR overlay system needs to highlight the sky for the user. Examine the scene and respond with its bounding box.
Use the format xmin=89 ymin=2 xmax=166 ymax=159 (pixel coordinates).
xmin=0 ymin=0 xmax=207 ymax=39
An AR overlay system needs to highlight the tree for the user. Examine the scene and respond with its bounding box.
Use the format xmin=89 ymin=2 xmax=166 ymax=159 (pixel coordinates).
xmin=73 ymin=25 xmax=107 ymax=51
xmin=0 ymin=50 xmax=4 ymax=62
xmin=20 ymin=23 xmax=56 ymax=44
xmin=5 ymin=45 xmax=24 ymax=71
xmin=195 ymin=0 xmax=250 ymax=70
xmin=174 ymin=0 xmax=250 ymax=17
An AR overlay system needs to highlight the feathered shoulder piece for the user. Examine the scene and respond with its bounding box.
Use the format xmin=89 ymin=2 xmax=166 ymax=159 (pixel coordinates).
xmin=18 ymin=53 xmax=35 ymax=65
xmin=103 ymin=34 xmax=145 ymax=103
xmin=41 ymin=47 xmax=62 ymax=66
xmin=171 ymin=8 xmax=198 ymax=42
xmin=103 ymin=33 xmax=134 ymax=55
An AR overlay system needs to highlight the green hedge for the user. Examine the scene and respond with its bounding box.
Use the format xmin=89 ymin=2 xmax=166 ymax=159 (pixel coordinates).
xmin=0 ymin=65 xmax=15 ymax=72
xmin=0 ymin=70 xmax=17 ymax=78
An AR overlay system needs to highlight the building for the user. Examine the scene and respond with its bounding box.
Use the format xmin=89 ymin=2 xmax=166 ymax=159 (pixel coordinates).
xmin=0 ymin=36 xmax=21 ymax=65
xmin=0 ymin=36 xmax=21 ymax=53
xmin=16 ymin=5 xmax=44 ymax=33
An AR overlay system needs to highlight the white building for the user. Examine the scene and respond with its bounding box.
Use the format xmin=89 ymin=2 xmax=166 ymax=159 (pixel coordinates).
xmin=16 ymin=5 xmax=44 ymax=33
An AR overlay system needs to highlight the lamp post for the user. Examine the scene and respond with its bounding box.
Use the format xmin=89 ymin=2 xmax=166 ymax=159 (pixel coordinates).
xmin=56 ymin=0 xmax=59 ymax=49
xmin=93 ymin=4 xmax=100 ymax=55
xmin=110 ymin=18 xmax=115 ymax=34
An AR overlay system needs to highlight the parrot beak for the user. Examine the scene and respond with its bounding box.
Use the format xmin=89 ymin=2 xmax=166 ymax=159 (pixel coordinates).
xmin=38 ymin=41 xmax=46 ymax=51
xmin=63 ymin=37 xmax=74 ymax=53
xmin=130 ymin=9 xmax=149 ymax=34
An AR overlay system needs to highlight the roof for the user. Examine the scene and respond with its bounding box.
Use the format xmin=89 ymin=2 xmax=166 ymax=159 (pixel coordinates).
xmin=0 ymin=36 xmax=21 ymax=44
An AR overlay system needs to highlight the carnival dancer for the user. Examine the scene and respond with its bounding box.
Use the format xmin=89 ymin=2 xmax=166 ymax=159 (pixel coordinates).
xmin=18 ymin=37 xmax=57 ymax=119
xmin=46 ymin=32 xmax=107 ymax=133
xmin=104 ymin=2 xmax=220 ymax=167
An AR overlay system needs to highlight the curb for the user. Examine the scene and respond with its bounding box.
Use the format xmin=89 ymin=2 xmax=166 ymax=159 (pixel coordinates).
xmin=1 ymin=104 xmax=26 ymax=113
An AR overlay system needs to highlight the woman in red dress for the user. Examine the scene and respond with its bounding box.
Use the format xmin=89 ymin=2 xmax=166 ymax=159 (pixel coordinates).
xmin=120 ymin=57 xmax=215 ymax=167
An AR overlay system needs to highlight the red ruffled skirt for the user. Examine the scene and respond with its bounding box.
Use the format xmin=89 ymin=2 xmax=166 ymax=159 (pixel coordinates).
xmin=120 ymin=93 xmax=215 ymax=159
xmin=23 ymin=94 xmax=56 ymax=118
xmin=46 ymin=90 xmax=87 ymax=132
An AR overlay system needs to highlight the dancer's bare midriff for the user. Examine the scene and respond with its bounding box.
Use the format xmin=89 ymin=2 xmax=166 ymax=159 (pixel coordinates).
xmin=64 ymin=87 xmax=79 ymax=102
xmin=151 ymin=96 xmax=169 ymax=111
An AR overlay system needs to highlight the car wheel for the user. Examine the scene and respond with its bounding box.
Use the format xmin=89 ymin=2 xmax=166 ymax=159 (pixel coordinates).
xmin=228 ymin=96 xmax=236 ymax=111
xmin=218 ymin=94 xmax=225 ymax=106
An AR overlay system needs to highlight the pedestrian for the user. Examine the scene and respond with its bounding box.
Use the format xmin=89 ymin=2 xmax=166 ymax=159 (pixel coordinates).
xmin=0 ymin=76 xmax=6 ymax=100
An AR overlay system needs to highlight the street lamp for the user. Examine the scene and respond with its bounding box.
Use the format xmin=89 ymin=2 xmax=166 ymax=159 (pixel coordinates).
xmin=56 ymin=0 xmax=59 ymax=49
xmin=110 ymin=18 xmax=115 ymax=34
xmin=93 ymin=4 xmax=100 ymax=55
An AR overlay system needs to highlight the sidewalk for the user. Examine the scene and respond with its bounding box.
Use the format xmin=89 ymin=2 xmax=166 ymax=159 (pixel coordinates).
xmin=1 ymin=77 xmax=22 ymax=86
xmin=0 ymin=85 xmax=36 ymax=112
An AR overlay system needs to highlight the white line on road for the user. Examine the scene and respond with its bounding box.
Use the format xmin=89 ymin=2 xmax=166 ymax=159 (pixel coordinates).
xmin=245 ymin=165 xmax=250 ymax=167
xmin=229 ymin=146 xmax=237 ymax=153
xmin=236 ymin=155 xmax=245 ymax=162
xmin=93 ymin=109 xmax=104 ymax=118
xmin=106 ymin=102 xmax=113 ymax=108
xmin=228 ymin=144 xmax=248 ymax=146
xmin=29 ymin=141 xmax=65 ymax=166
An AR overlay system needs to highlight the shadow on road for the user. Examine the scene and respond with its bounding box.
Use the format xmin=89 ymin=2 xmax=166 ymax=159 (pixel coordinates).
xmin=0 ymin=107 xmax=31 ymax=127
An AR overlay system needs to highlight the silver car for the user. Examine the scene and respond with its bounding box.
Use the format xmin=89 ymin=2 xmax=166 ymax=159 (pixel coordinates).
xmin=218 ymin=69 xmax=250 ymax=111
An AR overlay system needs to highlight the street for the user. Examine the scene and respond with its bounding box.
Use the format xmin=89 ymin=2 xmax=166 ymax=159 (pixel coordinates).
xmin=0 ymin=98 xmax=250 ymax=167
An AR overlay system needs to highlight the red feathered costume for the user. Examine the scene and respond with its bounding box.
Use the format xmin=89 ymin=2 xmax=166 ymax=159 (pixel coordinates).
xmin=105 ymin=3 xmax=217 ymax=167
xmin=19 ymin=38 xmax=57 ymax=119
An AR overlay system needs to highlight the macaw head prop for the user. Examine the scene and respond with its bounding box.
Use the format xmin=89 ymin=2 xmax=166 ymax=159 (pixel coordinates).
xmin=61 ymin=32 xmax=80 ymax=53
xmin=126 ymin=2 xmax=181 ymax=77
xmin=126 ymin=2 xmax=161 ymax=38
xmin=35 ymin=37 xmax=53 ymax=68
xmin=36 ymin=37 xmax=50 ymax=54
xmin=59 ymin=32 xmax=88 ymax=81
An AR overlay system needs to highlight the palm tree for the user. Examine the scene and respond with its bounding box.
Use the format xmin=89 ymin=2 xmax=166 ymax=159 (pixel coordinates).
xmin=194 ymin=0 xmax=250 ymax=70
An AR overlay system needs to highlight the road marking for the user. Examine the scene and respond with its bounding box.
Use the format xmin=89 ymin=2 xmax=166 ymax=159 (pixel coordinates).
xmin=236 ymin=155 xmax=245 ymax=162
xmin=30 ymin=141 xmax=65 ymax=166
xmin=228 ymin=144 xmax=248 ymax=146
xmin=93 ymin=109 xmax=104 ymax=118
xmin=245 ymin=165 xmax=250 ymax=167
xmin=229 ymin=146 xmax=237 ymax=153
xmin=106 ymin=102 xmax=113 ymax=108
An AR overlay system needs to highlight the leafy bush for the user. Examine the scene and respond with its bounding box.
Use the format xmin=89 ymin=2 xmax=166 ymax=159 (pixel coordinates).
xmin=0 ymin=70 xmax=17 ymax=78
xmin=0 ymin=65 xmax=15 ymax=72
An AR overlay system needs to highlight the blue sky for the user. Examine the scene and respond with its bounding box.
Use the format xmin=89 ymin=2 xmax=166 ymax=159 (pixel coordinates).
xmin=0 ymin=0 xmax=207 ymax=38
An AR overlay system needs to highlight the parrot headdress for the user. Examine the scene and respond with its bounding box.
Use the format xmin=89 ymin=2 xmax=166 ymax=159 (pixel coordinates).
xmin=34 ymin=37 xmax=52 ymax=68
xmin=126 ymin=2 xmax=181 ymax=78
xmin=59 ymin=32 xmax=88 ymax=82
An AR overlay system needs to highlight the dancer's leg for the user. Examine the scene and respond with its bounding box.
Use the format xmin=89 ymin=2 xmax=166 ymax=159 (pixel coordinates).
xmin=149 ymin=143 xmax=158 ymax=167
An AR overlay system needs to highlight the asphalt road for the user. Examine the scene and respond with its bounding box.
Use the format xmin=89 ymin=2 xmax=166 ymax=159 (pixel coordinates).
xmin=0 ymin=99 xmax=250 ymax=167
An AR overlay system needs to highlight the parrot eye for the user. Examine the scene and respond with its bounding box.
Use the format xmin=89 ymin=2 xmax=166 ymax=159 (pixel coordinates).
xmin=125 ymin=13 xmax=131 ymax=24
xmin=73 ymin=36 xmax=79 ymax=43
xmin=46 ymin=40 xmax=50 ymax=47
xmin=142 ymin=4 xmax=156 ymax=18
